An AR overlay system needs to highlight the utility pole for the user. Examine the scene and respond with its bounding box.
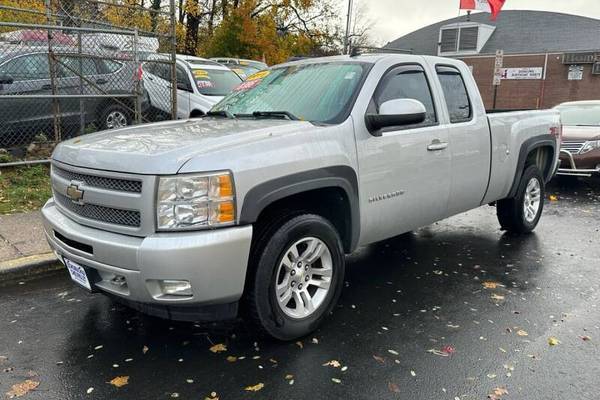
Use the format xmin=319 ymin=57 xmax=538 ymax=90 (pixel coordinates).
xmin=344 ymin=0 xmax=354 ymax=55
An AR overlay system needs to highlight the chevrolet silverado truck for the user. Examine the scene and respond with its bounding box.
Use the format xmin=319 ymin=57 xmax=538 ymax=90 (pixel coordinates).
xmin=43 ymin=54 xmax=561 ymax=340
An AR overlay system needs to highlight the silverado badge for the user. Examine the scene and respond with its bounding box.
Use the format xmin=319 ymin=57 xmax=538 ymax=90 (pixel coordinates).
xmin=66 ymin=182 xmax=84 ymax=203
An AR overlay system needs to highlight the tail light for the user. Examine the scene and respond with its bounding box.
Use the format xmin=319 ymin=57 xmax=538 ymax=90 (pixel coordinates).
xmin=136 ymin=64 xmax=143 ymax=82
xmin=550 ymin=125 xmax=562 ymax=142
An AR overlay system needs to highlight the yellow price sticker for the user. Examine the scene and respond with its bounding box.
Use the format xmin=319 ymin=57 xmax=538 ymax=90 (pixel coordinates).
xmin=247 ymin=70 xmax=270 ymax=81
xmin=193 ymin=69 xmax=209 ymax=78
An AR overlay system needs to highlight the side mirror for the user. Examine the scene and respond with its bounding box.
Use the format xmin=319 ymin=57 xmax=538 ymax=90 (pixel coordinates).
xmin=365 ymin=98 xmax=427 ymax=135
xmin=0 ymin=75 xmax=14 ymax=85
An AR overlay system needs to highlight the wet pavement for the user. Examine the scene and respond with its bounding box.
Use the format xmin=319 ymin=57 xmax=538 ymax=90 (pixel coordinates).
xmin=1 ymin=178 xmax=599 ymax=400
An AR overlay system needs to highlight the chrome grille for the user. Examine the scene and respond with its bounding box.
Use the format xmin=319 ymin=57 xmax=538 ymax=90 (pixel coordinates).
xmin=55 ymin=192 xmax=141 ymax=227
xmin=561 ymin=141 xmax=586 ymax=155
xmin=53 ymin=166 xmax=142 ymax=193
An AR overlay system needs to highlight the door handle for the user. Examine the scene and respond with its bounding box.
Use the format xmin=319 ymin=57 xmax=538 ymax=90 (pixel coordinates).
xmin=96 ymin=78 xmax=108 ymax=85
xmin=41 ymin=84 xmax=52 ymax=90
xmin=427 ymin=140 xmax=449 ymax=151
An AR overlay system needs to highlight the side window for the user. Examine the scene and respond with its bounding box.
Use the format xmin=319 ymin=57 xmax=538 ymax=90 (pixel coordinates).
xmin=0 ymin=54 xmax=49 ymax=81
xmin=176 ymin=66 xmax=191 ymax=89
xmin=436 ymin=66 xmax=472 ymax=123
xmin=373 ymin=65 xmax=437 ymax=127
xmin=100 ymin=60 xmax=122 ymax=74
xmin=58 ymin=56 xmax=99 ymax=77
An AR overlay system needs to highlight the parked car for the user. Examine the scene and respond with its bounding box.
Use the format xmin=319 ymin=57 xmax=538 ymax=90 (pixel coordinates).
xmin=210 ymin=57 xmax=268 ymax=80
xmin=142 ymin=54 xmax=242 ymax=119
xmin=554 ymin=101 xmax=600 ymax=177
xmin=43 ymin=54 xmax=560 ymax=340
xmin=0 ymin=45 xmax=144 ymax=147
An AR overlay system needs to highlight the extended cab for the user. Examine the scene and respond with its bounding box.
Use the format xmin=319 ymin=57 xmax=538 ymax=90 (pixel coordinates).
xmin=43 ymin=54 xmax=561 ymax=340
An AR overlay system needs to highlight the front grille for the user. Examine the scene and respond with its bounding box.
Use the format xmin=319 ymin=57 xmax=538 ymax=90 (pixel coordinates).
xmin=561 ymin=141 xmax=586 ymax=155
xmin=53 ymin=166 xmax=142 ymax=193
xmin=55 ymin=192 xmax=141 ymax=227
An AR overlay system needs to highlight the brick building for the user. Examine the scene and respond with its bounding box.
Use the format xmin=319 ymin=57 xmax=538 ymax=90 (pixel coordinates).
xmin=386 ymin=10 xmax=600 ymax=110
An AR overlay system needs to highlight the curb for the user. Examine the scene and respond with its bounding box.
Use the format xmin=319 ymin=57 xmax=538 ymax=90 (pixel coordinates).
xmin=0 ymin=253 xmax=63 ymax=281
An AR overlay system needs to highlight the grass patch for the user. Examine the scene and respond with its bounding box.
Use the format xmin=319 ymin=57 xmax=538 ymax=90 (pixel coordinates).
xmin=0 ymin=164 xmax=51 ymax=214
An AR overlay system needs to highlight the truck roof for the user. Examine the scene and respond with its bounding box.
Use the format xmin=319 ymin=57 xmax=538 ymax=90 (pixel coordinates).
xmin=272 ymin=53 xmax=464 ymax=69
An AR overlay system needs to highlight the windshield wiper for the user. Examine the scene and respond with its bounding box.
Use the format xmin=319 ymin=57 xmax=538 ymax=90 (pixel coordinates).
xmin=206 ymin=110 xmax=235 ymax=119
xmin=250 ymin=111 xmax=300 ymax=121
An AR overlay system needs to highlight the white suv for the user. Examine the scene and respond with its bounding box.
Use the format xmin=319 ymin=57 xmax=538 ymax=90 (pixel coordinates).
xmin=142 ymin=54 xmax=242 ymax=119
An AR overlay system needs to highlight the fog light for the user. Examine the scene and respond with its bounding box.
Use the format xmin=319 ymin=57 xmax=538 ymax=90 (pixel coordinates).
xmin=159 ymin=280 xmax=193 ymax=296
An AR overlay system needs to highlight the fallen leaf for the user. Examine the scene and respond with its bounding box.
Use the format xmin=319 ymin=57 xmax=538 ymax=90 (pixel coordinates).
xmin=483 ymin=281 xmax=499 ymax=289
xmin=209 ymin=344 xmax=227 ymax=353
xmin=516 ymin=330 xmax=529 ymax=337
xmin=548 ymin=337 xmax=560 ymax=346
xmin=142 ymin=345 xmax=149 ymax=354
xmin=341 ymin=366 xmax=348 ymax=372
xmin=373 ymin=355 xmax=386 ymax=364
xmin=323 ymin=360 xmax=341 ymax=368
xmin=108 ymin=376 xmax=129 ymax=388
xmin=6 ymin=380 xmax=39 ymax=398
xmin=311 ymin=338 xmax=319 ymax=344
xmin=295 ymin=341 xmax=304 ymax=349
xmin=440 ymin=345 xmax=455 ymax=355
xmin=244 ymin=383 xmax=264 ymax=392
xmin=388 ymin=382 xmax=401 ymax=393
xmin=549 ymin=195 xmax=558 ymax=201
xmin=488 ymin=387 xmax=509 ymax=399
xmin=87 ymin=387 xmax=94 ymax=394
xmin=226 ymin=356 xmax=237 ymax=362
xmin=331 ymin=378 xmax=341 ymax=384
xmin=581 ymin=336 xmax=591 ymax=341
xmin=284 ymin=374 xmax=294 ymax=380
xmin=204 ymin=392 xmax=219 ymax=400
xmin=491 ymin=294 xmax=505 ymax=301
xmin=388 ymin=349 xmax=399 ymax=356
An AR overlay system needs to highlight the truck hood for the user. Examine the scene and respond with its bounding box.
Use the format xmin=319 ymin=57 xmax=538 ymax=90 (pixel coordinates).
xmin=52 ymin=118 xmax=313 ymax=175
xmin=562 ymin=125 xmax=600 ymax=141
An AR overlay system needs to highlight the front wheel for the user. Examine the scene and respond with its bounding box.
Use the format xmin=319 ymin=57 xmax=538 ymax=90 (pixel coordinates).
xmin=497 ymin=165 xmax=545 ymax=234
xmin=246 ymin=214 xmax=345 ymax=340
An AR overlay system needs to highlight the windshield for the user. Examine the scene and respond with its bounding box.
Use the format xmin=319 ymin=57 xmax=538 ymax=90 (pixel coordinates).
xmin=556 ymin=104 xmax=600 ymax=126
xmin=192 ymin=68 xmax=242 ymax=96
xmin=212 ymin=62 xmax=369 ymax=124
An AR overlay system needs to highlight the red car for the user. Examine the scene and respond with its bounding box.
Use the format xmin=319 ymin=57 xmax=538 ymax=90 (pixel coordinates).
xmin=555 ymin=101 xmax=600 ymax=177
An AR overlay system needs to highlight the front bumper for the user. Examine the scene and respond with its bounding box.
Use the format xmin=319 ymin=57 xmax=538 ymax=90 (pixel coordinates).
xmin=42 ymin=198 xmax=253 ymax=319
xmin=557 ymin=150 xmax=600 ymax=177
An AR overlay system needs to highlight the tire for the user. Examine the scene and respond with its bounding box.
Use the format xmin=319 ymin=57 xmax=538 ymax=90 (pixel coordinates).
xmin=497 ymin=165 xmax=545 ymax=234
xmin=98 ymin=104 xmax=132 ymax=130
xmin=246 ymin=214 xmax=345 ymax=340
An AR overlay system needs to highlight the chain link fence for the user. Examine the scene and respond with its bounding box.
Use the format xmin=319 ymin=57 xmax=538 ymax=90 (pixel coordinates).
xmin=0 ymin=0 xmax=177 ymax=165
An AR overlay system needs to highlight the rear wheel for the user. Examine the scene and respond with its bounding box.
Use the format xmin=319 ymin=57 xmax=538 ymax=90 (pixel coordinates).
xmin=246 ymin=214 xmax=345 ymax=340
xmin=99 ymin=104 xmax=132 ymax=130
xmin=497 ymin=165 xmax=545 ymax=234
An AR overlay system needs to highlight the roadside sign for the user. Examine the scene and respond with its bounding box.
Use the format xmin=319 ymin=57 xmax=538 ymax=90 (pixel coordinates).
xmin=500 ymin=67 xmax=544 ymax=80
xmin=493 ymin=49 xmax=504 ymax=86
xmin=568 ymin=65 xmax=584 ymax=81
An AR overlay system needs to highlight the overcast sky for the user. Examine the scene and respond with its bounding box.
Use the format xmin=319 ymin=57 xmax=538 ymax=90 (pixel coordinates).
xmin=358 ymin=0 xmax=600 ymax=45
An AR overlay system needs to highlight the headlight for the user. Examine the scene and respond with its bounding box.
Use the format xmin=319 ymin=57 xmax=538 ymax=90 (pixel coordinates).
xmin=156 ymin=172 xmax=235 ymax=231
xmin=580 ymin=140 xmax=600 ymax=154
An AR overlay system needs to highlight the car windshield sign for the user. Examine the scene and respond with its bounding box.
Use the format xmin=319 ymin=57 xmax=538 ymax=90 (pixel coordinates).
xmin=192 ymin=68 xmax=242 ymax=96
xmin=211 ymin=62 xmax=368 ymax=124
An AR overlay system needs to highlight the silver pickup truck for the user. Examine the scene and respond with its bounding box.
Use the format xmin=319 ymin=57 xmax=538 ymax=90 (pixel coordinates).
xmin=43 ymin=54 xmax=561 ymax=340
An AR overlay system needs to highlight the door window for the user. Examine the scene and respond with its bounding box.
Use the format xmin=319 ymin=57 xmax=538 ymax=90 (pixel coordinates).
xmin=436 ymin=66 xmax=472 ymax=123
xmin=176 ymin=66 xmax=192 ymax=91
xmin=0 ymin=54 xmax=49 ymax=81
xmin=58 ymin=56 xmax=99 ymax=77
xmin=372 ymin=65 xmax=437 ymax=128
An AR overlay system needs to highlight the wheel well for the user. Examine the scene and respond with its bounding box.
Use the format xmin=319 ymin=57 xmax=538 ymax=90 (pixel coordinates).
xmin=525 ymin=145 xmax=554 ymax=181
xmin=96 ymin=98 xmax=134 ymax=120
xmin=253 ymin=187 xmax=353 ymax=253
xmin=189 ymin=110 xmax=204 ymax=118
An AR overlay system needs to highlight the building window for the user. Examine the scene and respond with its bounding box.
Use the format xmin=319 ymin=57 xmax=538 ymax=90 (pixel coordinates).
xmin=459 ymin=27 xmax=479 ymax=51
xmin=440 ymin=29 xmax=458 ymax=53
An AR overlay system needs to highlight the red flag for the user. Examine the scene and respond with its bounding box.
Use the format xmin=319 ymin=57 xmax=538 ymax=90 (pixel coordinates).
xmin=488 ymin=0 xmax=506 ymax=20
xmin=460 ymin=0 xmax=506 ymax=20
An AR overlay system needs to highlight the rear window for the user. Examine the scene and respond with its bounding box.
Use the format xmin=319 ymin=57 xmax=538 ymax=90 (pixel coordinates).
xmin=191 ymin=68 xmax=242 ymax=96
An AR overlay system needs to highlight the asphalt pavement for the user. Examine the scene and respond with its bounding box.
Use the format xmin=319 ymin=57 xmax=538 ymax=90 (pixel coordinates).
xmin=1 ymin=177 xmax=599 ymax=400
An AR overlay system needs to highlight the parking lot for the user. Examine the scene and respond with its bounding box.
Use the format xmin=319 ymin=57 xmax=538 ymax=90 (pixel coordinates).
xmin=2 ymin=177 xmax=598 ymax=400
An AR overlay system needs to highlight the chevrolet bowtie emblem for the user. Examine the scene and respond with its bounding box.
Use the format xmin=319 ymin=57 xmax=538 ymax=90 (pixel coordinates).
xmin=66 ymin=183 xmax=84 ymax=203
